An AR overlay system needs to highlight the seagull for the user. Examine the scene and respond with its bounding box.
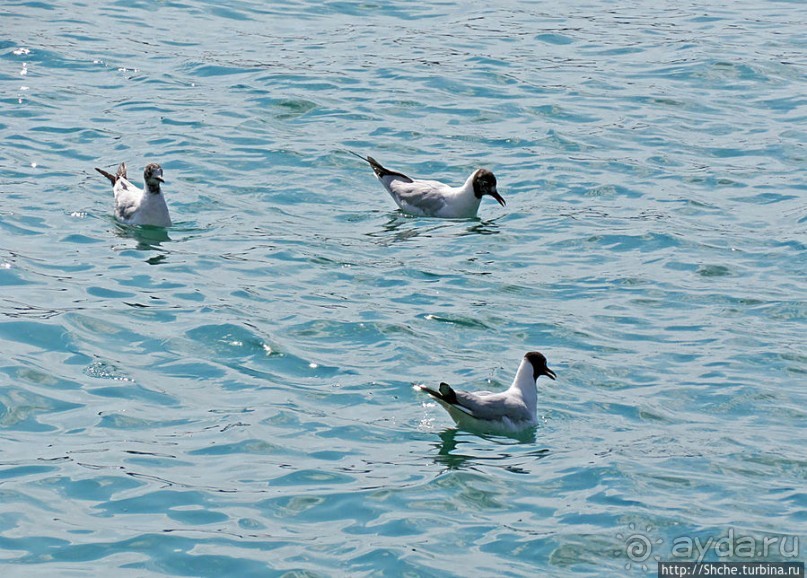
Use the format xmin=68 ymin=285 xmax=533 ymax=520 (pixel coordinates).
xmin=415 ymin=352 xmax=556 ymax=434
xmin=350 ymin=151 xmax=505 ymax=218
xmin=95 ymin=162 xmax=172 ymax=227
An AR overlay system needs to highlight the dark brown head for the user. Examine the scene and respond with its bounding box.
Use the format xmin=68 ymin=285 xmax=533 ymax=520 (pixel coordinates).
xmin=143 ymin=163 xmax=164 ymax=193
xmin=472 ymin=169 xmax=505 ymax=207
xmin=524 ymin=351 xmax=556 ymax=381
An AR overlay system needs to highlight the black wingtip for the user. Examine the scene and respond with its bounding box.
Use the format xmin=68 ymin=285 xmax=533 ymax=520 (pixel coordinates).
xmin=416 ymin=382 xmax=456 ymax=404
xmin=417 ymin=385 xmax=440 ymax=399
xmin=365 ymin=156 xmax=387 ymax=178
xmin=346 ymin=149 xmax=369 ymax=163
xmin=364 ymin=155 xmax=411 ymax=181
xmin=346 ymin=150 xmax=382 ymax=175
xmin=348 ymin=150 xmax=385 ymax=177
xmin=348 ymin=150 xmax=413 ymax=182
xmin=438 ymin=382 xmax=458 ymax=404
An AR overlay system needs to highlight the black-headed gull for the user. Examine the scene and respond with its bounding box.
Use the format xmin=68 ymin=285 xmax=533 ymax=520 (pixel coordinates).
xmin=95 ymin=162 xmax=172 ymax=227
xmin=415 ymin=352 xmax=556 ymax=434
xmin=351 ymin=152 xmax=505 ymax=218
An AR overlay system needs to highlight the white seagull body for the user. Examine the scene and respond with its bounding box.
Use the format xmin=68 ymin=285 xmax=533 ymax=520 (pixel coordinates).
xmin=415 ymin=352 xmax=556 ymax=435
xmin=95 ymin=162 xmax=172 ymax=227
xmin=351 ymin=152 xmax=505 ymax=218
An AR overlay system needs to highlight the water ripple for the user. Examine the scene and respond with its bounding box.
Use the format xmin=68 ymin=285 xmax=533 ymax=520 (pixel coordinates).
xmin=0 ymin=0 xmax=804 ymax=576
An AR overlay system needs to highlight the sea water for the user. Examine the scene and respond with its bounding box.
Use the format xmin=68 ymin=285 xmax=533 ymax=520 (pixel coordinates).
xmin=0 ymin=1 xmax=805 ymax=576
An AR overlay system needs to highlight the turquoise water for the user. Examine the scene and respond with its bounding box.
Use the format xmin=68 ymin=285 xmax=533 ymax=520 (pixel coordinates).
xmin=1 ymin=0 xmax=805 ymax=576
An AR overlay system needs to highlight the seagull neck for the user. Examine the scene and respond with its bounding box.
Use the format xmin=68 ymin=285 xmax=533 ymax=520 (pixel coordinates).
xmin=461 ymin=171 xmax=478 ymax=196
xmin=509 ymin=358 xmax=538 ymax=404
xmin=446 ymin=172 xmax=482 ymax=216
xmin=145 ymin=182 xmax=162 ymax=195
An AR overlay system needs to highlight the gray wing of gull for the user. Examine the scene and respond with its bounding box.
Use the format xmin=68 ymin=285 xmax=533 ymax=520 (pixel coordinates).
xmin=452 ymin=390 xmax=532 ymax=422
xmin=385 ymin=179 xmax=449 ymax=216
xmin=115 ymin=198 xmax=138 ymax=221
xmin=113 ymin=179 xmax=142 ymax=222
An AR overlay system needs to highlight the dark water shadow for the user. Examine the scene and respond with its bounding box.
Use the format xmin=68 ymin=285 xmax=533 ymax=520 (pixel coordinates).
xmin=367 ymin=212 xmax=502 ymax=245
xmin=365 ymin=213 xmax=444 ymax=244
xmin=113 ymin=222 xmax=171 ymax=263
xmin=432 ymin=428 xmax=550 ymax=472
xmin=114 ymin=222 xmax=171 ymax=244
xmin=459 ymin=217 xmax=502 ymax=237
